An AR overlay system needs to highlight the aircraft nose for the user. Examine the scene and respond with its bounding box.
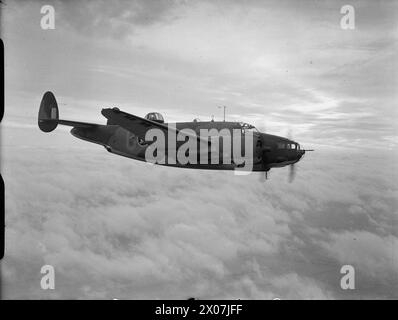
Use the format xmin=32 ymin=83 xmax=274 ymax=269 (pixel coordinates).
xmin=297 ymin=149 xmax=305 ymax=161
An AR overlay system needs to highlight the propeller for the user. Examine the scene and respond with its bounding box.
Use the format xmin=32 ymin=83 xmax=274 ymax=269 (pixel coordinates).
xmin=288 ymin=163 xmax=296 ymax=183
xmin=260 ymin=151 xmax=269 ymax=181
xmin=287 ymin=128 xmax=293 ymax=140
xmin=259 ymin=139 xmax=271 ymax=181
xmin=257 ymin=127 xmax=313 ymax=182
xmin=287 ymin=128 xmax=296 ymax=183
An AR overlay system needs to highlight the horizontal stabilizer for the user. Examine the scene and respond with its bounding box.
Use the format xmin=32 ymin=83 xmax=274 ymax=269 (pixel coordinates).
xmin=42 ymin=119 xmax=100 ymax=128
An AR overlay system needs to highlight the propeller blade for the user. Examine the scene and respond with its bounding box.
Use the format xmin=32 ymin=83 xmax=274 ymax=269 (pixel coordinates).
xmin=260 ymin=155 xmax=266 ymax=181
xmin=259 ymin=171 xmax=267 ymax=181
xmin=287 ymin=128 xmax=293 ymax=140
xmin=259 ymin=147 xmax=269 ymax=181
xmin=258 ymin=170 xmax=266 ymax=181
xmin=288 ymin=163 xmax=296 ymax=183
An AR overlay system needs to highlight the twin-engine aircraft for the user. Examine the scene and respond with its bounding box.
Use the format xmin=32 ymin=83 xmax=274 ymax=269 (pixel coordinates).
xmin=38 ymin=91 xmax=313 ymax=181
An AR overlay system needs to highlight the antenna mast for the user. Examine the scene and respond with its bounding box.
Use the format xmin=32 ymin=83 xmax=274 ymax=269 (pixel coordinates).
xmin=218 ymin=105 xmax=226 ymax=122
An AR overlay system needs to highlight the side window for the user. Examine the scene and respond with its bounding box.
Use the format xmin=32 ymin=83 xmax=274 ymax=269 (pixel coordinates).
xmin=277 ymin=143 xmax=285 ymax=149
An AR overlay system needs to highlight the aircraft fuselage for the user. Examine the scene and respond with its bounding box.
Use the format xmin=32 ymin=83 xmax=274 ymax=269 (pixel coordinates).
xmin=71 ymin=121 xmax=305 ymax=172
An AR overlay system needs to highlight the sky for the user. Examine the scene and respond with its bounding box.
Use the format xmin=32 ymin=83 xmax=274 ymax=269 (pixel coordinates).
xmin=1 ymin=0 xmax=398 ymax=299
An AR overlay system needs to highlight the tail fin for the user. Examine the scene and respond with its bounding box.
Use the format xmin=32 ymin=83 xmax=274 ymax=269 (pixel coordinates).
xmin=38 ymin=91 xmax=59 ymax=132
xmin=38 ymin=91 xmax=102 ymax=132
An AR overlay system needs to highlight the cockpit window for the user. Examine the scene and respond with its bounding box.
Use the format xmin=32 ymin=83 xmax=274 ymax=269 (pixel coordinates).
xmin=278 ymin=142 xmax=299 ymax=150
xmin=277 ymin=143 xmax=285 ymax=149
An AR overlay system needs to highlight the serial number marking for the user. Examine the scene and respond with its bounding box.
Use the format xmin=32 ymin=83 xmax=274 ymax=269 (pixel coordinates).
xmin=199 ymin=304 xmax=243 ymax=317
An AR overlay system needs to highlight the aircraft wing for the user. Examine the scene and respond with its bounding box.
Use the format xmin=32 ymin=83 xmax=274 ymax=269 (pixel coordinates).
xmin=101 ymin=108 xmax=211 ymax=146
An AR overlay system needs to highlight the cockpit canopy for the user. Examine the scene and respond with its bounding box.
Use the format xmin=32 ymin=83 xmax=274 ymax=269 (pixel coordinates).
xmin=145 ymin=112 xmax=164 ymax=123
xmin=277 ymin=142 xmax=300 ymax=150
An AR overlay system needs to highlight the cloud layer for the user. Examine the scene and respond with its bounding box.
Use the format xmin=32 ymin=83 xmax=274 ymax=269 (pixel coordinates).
xmin=2 ymin=126 xmax=398 ymax=299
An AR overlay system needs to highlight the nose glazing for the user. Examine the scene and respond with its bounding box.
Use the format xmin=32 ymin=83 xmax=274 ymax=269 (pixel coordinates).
xmin=297 ymin=149 xmax=305 ymax=161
